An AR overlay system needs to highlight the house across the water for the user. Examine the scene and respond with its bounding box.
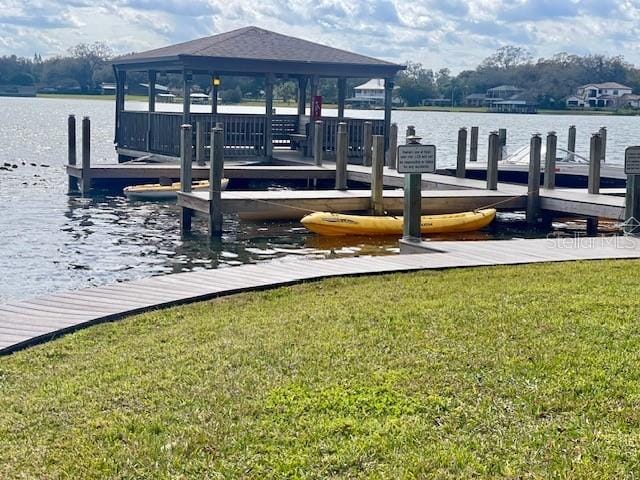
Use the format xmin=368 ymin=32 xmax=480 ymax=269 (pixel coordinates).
xmin=566 ymin=82 xmax=640 ymax=109
xmin=0 ymin=85 xmax=36 ymax=97
xmin=464 ymin=85 xmax=537 ymax=113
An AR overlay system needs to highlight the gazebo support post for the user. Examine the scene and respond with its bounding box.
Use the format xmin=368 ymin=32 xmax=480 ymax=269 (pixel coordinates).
xmin=115 ymin=69 xmax=126 ymax=162
xmin=310 ymin=75 xmax=319 ymax=109
xmin=383 ymin=78 xmax=394 ymax=154
xmin=146 ymin=70 xmax=156 ymax=152
xmin=182 ymin=70 xmax=191 ymax=125
xmin=212 ymin=76 xmax=219 ymax=114
xmin=297 ymin=77 xmax=307 ymax=115
xmin=265 ymin=73 xmax=274 ymax=159
xmin=337 ymin=77 xmax=346 ymax=121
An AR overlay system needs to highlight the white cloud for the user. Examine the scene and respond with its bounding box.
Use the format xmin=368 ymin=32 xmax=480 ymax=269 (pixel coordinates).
xmin=0 ymin=0 xmax=639 ymax=72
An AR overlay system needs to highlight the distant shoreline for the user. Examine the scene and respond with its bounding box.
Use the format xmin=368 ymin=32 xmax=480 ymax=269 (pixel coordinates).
xmin=32 ymin=93 xmax=639 ymax=116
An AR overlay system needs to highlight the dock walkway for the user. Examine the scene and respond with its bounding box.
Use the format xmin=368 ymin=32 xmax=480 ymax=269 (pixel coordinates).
xmin=3 ymin=236 xmax=640 ymax=355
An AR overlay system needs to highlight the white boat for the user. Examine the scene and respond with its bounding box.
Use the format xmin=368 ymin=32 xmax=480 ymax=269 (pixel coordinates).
xmin=501 ymin=145 xmax=589 ymax=165
xmin=124 ymin=179 xmax=229 ymax=200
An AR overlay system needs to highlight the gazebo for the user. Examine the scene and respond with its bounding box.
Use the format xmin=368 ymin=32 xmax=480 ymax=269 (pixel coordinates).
xmin=112 ymin=26 xmax=405 ymax=161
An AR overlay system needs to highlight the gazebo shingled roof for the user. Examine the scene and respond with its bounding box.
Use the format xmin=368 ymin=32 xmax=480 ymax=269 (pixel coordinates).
xmin=113 ymin=26 xmax=404 ymax=77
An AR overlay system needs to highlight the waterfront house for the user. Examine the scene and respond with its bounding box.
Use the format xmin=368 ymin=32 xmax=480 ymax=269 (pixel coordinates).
xmin=566 ymin=82 xmax=634 ymax=108
xmin=346 ymin=79 xmax=385 ymax=107
xmin=464 ymin=85 xmax=535 ymax=112
xmin=0 ymin=85 xmax=36 ymax=97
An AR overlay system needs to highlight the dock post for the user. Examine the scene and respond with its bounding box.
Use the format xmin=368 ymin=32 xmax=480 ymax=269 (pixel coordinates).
xmin=588 ymin=133 xmax=602 ymax=194
xmin=67 ymin=114 xmax=78 ymax=193
xmin=456 ymin=127 xmax=467 ymax=178
xmin=371 ymin=135 xmax=385 ymax=215
xmin=387 ymin=123 xmax=398 ymax=169
xmin=209 ymin=126 xmax=224 ymax=237
xmin=526 ymin=134 xmax=542 ymax=225
xmin=486 ymin=131 xmax=499 ymax=190
xmin=402 ymin=134 xmax=423 ymax=242
xmin=470 ymin=126 xmax=478 ymax=162
xmin=543 ymin=131 xmax=557 ymax=190
xmin=625 ymin=171 xmax=640 ymax=235
xmin=196 ymin=121 xmax=206 ymax=167
xmin=567 ymin=125 xmax=576 ymax=161
xmin=80 ymin=116 xmax=91 ymax=195
xmin=363 ymin=121 xmax=373 ymax=166
xmin=587 ymin=132 xmax=602 ymax=235
xmin=180 ymin=124 xmax=193 ymax=232
xmin=498 ymin=128 xmax=507 ymax=161
xmin=335 ymin=122 xmax=348 ymax=190
xmin=599 ymin=127 xmax=607 ymax=163
xmin=313 ymin=120 xmax=323 ymax=167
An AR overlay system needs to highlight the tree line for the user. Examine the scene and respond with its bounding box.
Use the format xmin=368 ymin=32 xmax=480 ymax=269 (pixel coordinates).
xmin=2 ymin=43 xmax=640 ymax=109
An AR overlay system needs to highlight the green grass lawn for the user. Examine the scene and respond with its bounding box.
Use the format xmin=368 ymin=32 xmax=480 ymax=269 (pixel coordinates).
xmin=2 ymin=260 xmax=640 ymax=478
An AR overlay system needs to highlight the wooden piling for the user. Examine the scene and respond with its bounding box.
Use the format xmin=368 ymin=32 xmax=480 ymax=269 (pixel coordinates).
xmin=363 ymin=121 xmax=373 ymax=166
xmin=209 ymin=126 xmax=224 ymax=237
xmin=81 ymin=116 xmax=91 ymax=195
xmin=470 ymin=126 xmax=478 ymax=162
xmin=567 ymin=125 xmax=576 ymax=161
xmin=180 ymin=124 xmax=193 ymax=231
xmin=588 ymin=133 xmax=602 ymax=194
xmin=456 ymin=127 xmax=467 ymax=178
xmin=371 ymin=135 xmax=385 ymax=215
xmin=526 ymin=134 xmax=542 ymax=225
xmin=403 ymin=175 xmax=421 ymax=241
xmin=599 ymin=126 xmax=607 ymax=163
xmin=313 ymin=120 xmax=323 ymax=167
xmin=625 ymin=174 xmax=640 ymax=234
xmin=196 ymin=121 xmax=206 ymax=166
xmin=387 ymin=123 xmax=398 ymax=169
xmin=486 ymin=131 xmax=499 ymax=190
xmin=543 ymin=131 xmax=557 ymax=190
xmin=335 ymin=122 xmax=348 ymax=190
xmin=67 ymin=114 xmax=78 ymax=193
xmin=498 ymin=128 xmax=507 ymax=161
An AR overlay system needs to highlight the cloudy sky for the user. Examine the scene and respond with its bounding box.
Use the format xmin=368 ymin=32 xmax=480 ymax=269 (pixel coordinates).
xmin=1 ymin=0 xmax=638 ymax=71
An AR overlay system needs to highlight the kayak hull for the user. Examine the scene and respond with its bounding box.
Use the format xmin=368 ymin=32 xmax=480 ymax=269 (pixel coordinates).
xmin=124 ymin=179 xmax=229 ymax=200
xmin=301 ymin=209 xmax=496 ymax=236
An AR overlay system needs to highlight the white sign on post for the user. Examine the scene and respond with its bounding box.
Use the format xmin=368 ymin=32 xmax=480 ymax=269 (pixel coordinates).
xmin=397 ymin=144 xmax=436 ymax=174
xmin=625 ymin=146 xmax=640 ymax=175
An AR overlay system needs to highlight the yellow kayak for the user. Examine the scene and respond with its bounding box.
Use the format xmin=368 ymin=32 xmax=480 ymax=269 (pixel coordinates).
xmin=300 ymin=208 xmax=496 ymax=236
xmin=124 ymin=178 xmax=229 ymax=200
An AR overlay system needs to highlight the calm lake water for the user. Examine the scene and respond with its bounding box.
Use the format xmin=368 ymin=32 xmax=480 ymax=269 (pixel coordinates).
xmin=1 ymin=96 xmax=638 ymax=303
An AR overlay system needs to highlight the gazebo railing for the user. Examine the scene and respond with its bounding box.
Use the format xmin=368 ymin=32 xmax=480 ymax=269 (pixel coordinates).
xmin=310 ymin=117 xmax=385 ymax=158
xmin=117 ymin=111 xmax=384 ymax=159
xmin=118 ymin=111 xmax=300 ymax=157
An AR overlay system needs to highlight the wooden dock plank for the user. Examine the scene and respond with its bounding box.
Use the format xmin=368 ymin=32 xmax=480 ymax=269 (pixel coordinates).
xmin=4 ymin=236 xmax=640 ymax=355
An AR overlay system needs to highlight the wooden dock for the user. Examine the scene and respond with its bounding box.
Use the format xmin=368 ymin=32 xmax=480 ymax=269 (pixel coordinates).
xmin=67 ymin=163 xmax=337 ymax=183
xmin=3 ymin=236 xmax=640 ymax=355
xmin=441 ymin=162 xmax=626 ymax=188
xmin=177 ymin=188 xmax=526 ymax=219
